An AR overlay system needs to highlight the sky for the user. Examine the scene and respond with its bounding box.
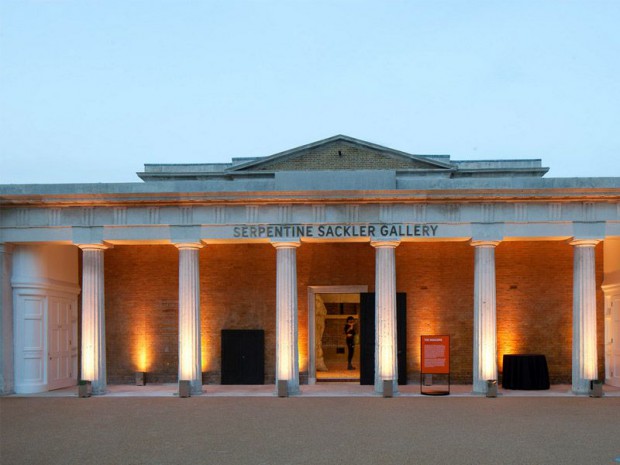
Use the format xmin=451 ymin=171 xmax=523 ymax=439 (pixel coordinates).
xmin=1 ymin=0 xmax=619 ymax=184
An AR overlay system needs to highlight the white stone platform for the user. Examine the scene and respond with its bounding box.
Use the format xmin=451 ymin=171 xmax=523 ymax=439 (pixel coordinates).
xmin=8 ymin=383 xmax=620 ymax=398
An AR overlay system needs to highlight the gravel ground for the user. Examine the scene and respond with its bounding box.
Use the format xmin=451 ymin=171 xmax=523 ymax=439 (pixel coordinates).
xmin=1 ymin=396 xmax=619 ymax=465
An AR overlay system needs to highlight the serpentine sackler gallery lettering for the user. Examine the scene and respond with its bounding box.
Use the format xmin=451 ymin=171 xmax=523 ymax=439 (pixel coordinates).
xmin=232 ymin=223 xmax=439 ymax=239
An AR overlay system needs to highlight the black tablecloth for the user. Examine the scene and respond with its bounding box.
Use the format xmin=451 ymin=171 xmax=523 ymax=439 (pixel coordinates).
xmin=502 ymin=354 xmax=550 ymax=390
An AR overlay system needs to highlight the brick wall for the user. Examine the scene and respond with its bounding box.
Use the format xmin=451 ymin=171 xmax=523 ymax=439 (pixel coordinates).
xmin=199 ymin=244 xmax=276 ymax=383
xmin=105 ymin=245 xmax=179 ymax=383
xmin=103 ymin=240 xmax=604 ymax=385
xmin=396 ymin=242 xmax=475 ymax=383
xmin=495 ymin=241 xmax=604 ymax=384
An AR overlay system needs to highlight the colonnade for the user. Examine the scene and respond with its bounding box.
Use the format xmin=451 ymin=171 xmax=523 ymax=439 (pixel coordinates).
xmin=79 ymin=239 xmax=600 ymax=395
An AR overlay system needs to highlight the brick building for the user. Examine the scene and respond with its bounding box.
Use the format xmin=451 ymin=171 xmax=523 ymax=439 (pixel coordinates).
xmin=1 ymin=135 xmax=619 ymax=396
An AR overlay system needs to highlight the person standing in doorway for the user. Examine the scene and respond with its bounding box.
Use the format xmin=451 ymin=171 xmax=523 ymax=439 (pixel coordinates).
xmin=344 ymin=316 xmax=357 ymax=370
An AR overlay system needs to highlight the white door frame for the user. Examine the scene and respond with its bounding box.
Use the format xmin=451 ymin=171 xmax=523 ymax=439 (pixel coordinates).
xmin=47 ymin=295 xmax=78 ymax=391
xmin=603 ymin=283 xmax=620 ymax=387
xmin=13 ymin=284 xmax=79 ymax=394
xmin=307 ymin=285 xmax=368 ymax=384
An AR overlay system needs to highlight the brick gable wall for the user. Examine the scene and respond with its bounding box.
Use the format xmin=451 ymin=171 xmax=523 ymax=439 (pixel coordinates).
xmin=251 ymin=142 xmax=434 ymax=171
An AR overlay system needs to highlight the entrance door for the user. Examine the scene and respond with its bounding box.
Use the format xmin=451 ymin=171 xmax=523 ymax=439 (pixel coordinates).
xmin=359 ymin=293 xmax=407 ymax=385
xmin=47 ymin=297 xmax=77 ymax=390
xmin=609 ymin=296 xmax=620 ymax=387
xmin=221 ymin=330 xmax=265 ymax=384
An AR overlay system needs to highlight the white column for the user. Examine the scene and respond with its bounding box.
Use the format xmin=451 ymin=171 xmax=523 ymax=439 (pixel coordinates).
xmin=472 ymin=240 xmax=499 ymax=394
xmin=273 ymin=241 xmax=300 ymax=395
xmin=176 ymin=243 xmax=203 ymax=395
xmin=571 ymin=239 xmax=599 ymax=394
xmin=80 ymin=244 xmax=107 ymax=395
xmin=371 ymin=240 xmax=400 ymax=394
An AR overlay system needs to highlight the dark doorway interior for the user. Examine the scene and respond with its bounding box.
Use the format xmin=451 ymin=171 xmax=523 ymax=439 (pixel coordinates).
xmin=359 ymin=293 xmax=407 ymax=385
xmin=221 ymin=329 xmax=265 ymax=384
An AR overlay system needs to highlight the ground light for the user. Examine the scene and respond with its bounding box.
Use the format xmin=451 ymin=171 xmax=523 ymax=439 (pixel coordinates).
xmin=486 ymin=379 xmax=498 ymax=398
xmin=135 ymin=372 xmax=146 ymax=386
xmin=382 ymin=379 xmax=393 ymax=398
xmin=277 ymin=379 xmax=289 ymax=397
xmin=78 ymin=380 xmax=92 ymax=398
xmin=589 ymin=380 xmax=603 ymax=397
xmin=178 ymin=380 xmax=191 ymax=398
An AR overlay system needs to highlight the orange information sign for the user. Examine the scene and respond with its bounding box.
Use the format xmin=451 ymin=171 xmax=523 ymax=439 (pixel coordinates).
xmin=421 ymin=335 xmax=450 ymax=374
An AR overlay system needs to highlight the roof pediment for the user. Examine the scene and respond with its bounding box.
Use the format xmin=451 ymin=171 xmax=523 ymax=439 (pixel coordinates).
xmin=228 ymin=135 xmax=453 ymax=172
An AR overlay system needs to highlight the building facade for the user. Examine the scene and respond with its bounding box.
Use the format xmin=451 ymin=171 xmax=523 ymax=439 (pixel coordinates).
xmin=1 ymin=135 xmax=619 ymax=395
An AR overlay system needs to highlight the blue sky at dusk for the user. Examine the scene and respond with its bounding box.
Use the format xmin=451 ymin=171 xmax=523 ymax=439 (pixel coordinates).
xmin=1 ymin=1 xmax=618 ymax=184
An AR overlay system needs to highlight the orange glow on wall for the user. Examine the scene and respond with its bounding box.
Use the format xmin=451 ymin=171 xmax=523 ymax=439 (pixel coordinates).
xmin=298 ymin=340 xmax=308 ymax=373
xmin=134 ymin=332 xmax=152 ymax=372
xmin=133 ymin=313 xmax=153 ymax=372
xmin=497 ymin=322 xmax=523 ymax=371
xmin=201 ymin=334 xmax=209 ymax=372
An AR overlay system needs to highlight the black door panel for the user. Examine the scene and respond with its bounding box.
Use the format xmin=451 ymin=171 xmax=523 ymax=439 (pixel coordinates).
xmin=359 ymin=293 xmax=407 ymax=385
xmin=221 ymin=329 xmax=265 ymax=384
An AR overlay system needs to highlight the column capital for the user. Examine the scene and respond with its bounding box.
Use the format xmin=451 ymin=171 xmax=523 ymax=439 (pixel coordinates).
xmin=78 ymin=243 xmax=110 ymax=251
xmin=370 ymin=240 xmax=400 ymax=249
xmin=271 ymin=240 xmax=301 ymax=249
xmin=174 ymin=242 xmax=204 ymax=250
xmin=470 ymin=240 xmax=501 ymax=248
xmin=569 ymin=239 xmax=601 ymax=248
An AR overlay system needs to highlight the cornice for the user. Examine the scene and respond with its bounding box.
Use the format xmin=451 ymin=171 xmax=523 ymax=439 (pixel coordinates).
xmin=1 ymin=186 xmax=619 ymax=208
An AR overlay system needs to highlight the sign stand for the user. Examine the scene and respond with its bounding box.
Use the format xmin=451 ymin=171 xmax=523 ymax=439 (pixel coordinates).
xmin=420 ymin=335 xmax=450 ymax=396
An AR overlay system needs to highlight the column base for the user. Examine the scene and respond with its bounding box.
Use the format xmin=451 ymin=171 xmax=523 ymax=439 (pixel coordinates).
xmin=375 ymin=379 xmax=398 ymax=396
xmin=275 ymin=379 xmax=299 ymax=396
xmin=572 ymin=378 xmax=591 ymax=395
xmin=190 ymin=380 xmax=203 ymax=395
xmin=91 ymin=385 xmax=107 ymax=396
xmin=473 ymin=378 xmax=488 ymax=394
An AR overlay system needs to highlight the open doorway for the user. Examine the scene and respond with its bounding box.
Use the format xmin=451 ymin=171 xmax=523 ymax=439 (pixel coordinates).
xmin=307 ymin=285 xmax=368 ymax=384
xmin=316 ymin=293 xmax=360 ymax=381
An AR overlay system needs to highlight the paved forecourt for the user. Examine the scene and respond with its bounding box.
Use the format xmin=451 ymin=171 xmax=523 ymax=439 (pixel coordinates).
xmin=1 ymin=396 xmax=619 ymax=465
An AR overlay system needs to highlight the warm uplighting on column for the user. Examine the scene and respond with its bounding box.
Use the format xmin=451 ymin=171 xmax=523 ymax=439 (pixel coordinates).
xmin=80 ymin=244 xmax=108 ymax=395
xmin=371 ymin=240 xmax=400 ymax=395
xmin=278 ymin=346 xmax=293 ymax=381
xmin=570 ymin=239 xmax=600 ymax=394
xmin=471 ymin=240 xmax=499 ymax=394
xmin=273 ymin=241 xmax=301 ymax=395
xmin=480 ymin=335 xmax=496 ymax=382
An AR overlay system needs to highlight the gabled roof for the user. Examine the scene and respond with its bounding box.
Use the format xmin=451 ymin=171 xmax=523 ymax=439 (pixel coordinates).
xmin=135 ymin=135 xmax=549 ymax=181
xmin=227 ymin=134 xmax=454 ymax=172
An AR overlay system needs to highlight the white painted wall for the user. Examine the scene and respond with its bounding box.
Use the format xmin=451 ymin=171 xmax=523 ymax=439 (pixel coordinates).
xmin=604 ymin=238 xmax=620 ymax=285
xmin=12 ymin=244 xmax=79 ymax=393
xmin=0 ymin=245 xmax=15 ymax=394
xmin=12 ymin=244 xmax=78 ymax=287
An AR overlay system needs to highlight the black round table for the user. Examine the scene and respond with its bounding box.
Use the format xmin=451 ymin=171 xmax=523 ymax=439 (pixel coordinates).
xmin=502 ymin=354 xmax=550 ymax=390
